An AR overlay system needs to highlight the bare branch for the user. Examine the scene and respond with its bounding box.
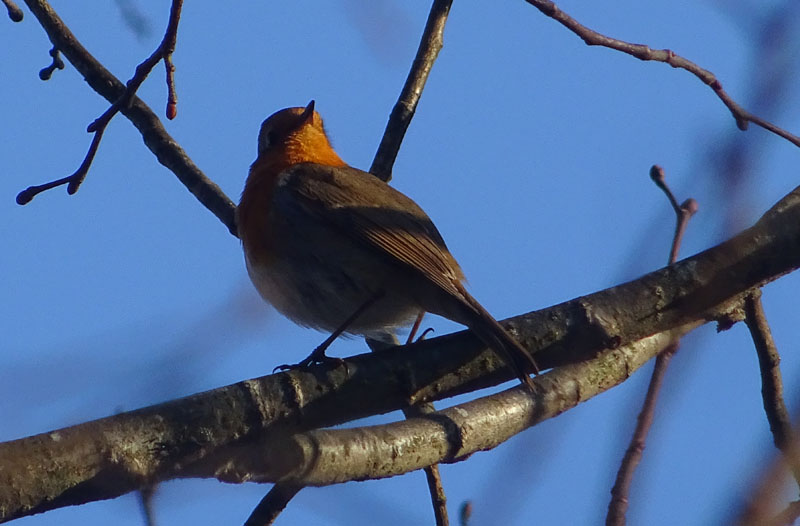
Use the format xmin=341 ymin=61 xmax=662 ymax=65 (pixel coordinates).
xmin=247 ymin=334 xmax=451 ymax=526
xmin=243 ymin=484 xmax=302 ymax=526
xmin=739 ymin=455 xmax=800 ymax=526
xmin=744 ymin=291 xmax=799 ymax=485
xmin=17 ymin=0 xmax=184 ymax=203
xmin=523 ymin=0 xmax=800 ymax=149
xmin=164 ymin=56 xmax=178 ymax=120
xmin=3 ymin=182 xmax=800 ymax=520
xmin=137 ymin=485 xmax=157 ymax=526
xmin=459 ymin=501 xmax=472 ymax=526
xmin=375 ymin=328 xmax=450 ymax=526
xmin=37 ymin=45 xmax=63 ymax=79
xmin=606 ymin=343 xmax=677 ymax=526
xmin=14 ymin=0 xmax=236 ymax=233
xmin=401 ymin=320 xmax=450 ymax=526
xmin=2 ymin=0 xmax=22 ymax=21
xmin=370 ymin=0 xmax=453 ymax=181
xmin=405 ymin=402 xmax=449 ymax=526
xmin=247 ymin=329 xmax=688 ymax=486
xmin=607 ymin=167 xmax=697 ymax=526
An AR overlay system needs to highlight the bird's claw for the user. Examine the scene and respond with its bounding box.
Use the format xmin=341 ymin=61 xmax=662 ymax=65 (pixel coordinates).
xmin=273 ymin=349 xmax=349 ymax=375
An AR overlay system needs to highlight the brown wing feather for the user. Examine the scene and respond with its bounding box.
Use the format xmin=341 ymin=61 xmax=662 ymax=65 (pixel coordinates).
xmin=274 ymin=163 xmax=465 ymax=296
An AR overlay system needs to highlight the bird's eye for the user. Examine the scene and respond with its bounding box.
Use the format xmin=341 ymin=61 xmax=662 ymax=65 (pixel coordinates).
xmin=259 ymin=127 xmax=275 ymax=152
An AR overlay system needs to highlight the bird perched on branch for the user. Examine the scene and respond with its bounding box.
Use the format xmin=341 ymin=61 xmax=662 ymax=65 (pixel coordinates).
xmin=237 ymin=101 xmax=539 ymax=389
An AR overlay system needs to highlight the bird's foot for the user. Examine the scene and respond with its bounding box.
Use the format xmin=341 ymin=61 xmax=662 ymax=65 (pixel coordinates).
xmin=273 ymin=345 xmax=347 ymax=373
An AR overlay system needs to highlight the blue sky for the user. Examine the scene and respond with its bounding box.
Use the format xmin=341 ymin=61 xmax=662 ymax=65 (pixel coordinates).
xmin=4 ymin=1 xmax=800 ymax=525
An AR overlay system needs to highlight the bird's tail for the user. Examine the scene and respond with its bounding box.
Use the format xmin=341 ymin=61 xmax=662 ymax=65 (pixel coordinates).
xmin=452 ymin=285 xmax=539 ymax=391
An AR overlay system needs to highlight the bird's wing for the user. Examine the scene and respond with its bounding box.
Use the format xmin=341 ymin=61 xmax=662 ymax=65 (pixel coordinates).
xmin=274 ymin=163 xmax=465 ymax=296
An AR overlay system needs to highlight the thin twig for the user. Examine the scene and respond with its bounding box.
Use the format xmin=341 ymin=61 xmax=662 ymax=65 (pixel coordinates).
xmin=424 ymin=465 xmax=449 ymax=526
xmin=19 ymin=0 xmax=236 ymax=233
xmin=160 ymin=0 xmax=179 ymax=120
xmin=16 ymin=125 xmax=106 ymax=204
xmin=606 ymin=343 xmax=677 ymax=526
xmin=38 ymin=45 xmax=63 ymax=79
xmin=243 ymin=484 xmax=302 ymax=526
xmin=459 ymin=501 xmax=472 ymax=526
xmin=2 ymin=0 xmax=22 ymax=21
xmin=606 ymin=166 xmax=697 ymax=526
xmin=369 ymin=0 xmax=453 ymax=181
xmin=402 ymin=316 xmax=450 ymax=526
xmin=165 ymin=56 xmax=178 ymax=120
xmin=523 ymin=0 xmax=800 ymax=149
xmin=369 ymin=328 xmax=451 ymax=526
xmin=137 ymin=485 xmax=157 ymax=526
xmin=650 ymin=166 xmax=699 ymax=264
xmin=406 ymin=402 xmax=450 ymax=526
xmin=743 ymin=291 xmax=800 ymax=486
xmin=368 ymin=0 xmax=455 ymax=511
xmin=17 ymin=0 xmax=183 ymax=203
xmin=739 ymin=456 xmax=800 ymax=526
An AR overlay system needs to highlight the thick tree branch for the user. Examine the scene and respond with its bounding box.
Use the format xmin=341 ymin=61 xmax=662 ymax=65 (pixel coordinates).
xmin=18 ymin=0 xmax=237 ymax=234
xmin=523 ymin=0 xmax=800 ymax=149
xmin=3 ymin=183 xmax=800 ymax=521
xmin=241 ymin=328 xmax=689 ymax=486
xmin=370 ymin=0 xmax=452 ymax=181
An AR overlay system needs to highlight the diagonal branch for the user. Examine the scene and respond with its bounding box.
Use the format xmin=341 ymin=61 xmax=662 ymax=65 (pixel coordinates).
xmin=243 ymin=484 xmax=302 ymax=526
xmin=17 ymin=0 xmax=184 ymax=203
xmin=370 ymin=0 xmax=453 ymax=181
xmin=523 ymin=0 xmax=800 ymax=149
xmin=16 ymin=0 xmax=237 ymax=234
xmin=3 ymin=182 xmax=800 ymax=521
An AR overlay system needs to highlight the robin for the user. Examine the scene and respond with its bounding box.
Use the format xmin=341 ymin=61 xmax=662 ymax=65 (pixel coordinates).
xmin=237 ymin=101 xmax=539 ymax=389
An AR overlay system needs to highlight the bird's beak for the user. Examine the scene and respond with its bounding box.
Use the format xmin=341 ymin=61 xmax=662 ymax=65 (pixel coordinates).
xmin=301 ymin=100 xmax=315 ymax=124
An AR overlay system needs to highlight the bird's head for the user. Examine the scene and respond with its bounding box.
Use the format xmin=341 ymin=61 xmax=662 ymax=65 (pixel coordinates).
xmin=255 ymin=100 xmax=344 ymax=167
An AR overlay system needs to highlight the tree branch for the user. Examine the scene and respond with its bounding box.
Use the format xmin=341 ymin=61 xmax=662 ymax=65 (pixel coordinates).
xmin=607 ymin=166 xmax=697 ymax=525
xmin=37 ymin=45 xmax=63 ymax=79
xmin=2 ymin=0 xmax=22 ymax=21
xmin=247 ymin=328 xmax=690 ymax=486
xmin=369 ymin=0 xmax=452 ymax=181
xmin=523 ymin=0 xmax=800 ymax=149
xmin=243 ymin=484 xmax=302 ymax=526
xmin=17 ymin=0 xmax=184 ymax=203
xmin=17 ymin=0 xmax=236 ymax=234
xmin=3 ymin=182 xmax=800 ymax=521
xmin=744 ymin=291 xmax=800 ymax=485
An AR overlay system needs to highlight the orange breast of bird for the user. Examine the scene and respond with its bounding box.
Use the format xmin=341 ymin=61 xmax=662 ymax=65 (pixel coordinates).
xmin=238 ymin=127 xmax=346 ymax=269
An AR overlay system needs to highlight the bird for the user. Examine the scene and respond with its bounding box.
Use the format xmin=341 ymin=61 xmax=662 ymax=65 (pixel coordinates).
xmin=236 ymin=100 xmax=539 ymax=389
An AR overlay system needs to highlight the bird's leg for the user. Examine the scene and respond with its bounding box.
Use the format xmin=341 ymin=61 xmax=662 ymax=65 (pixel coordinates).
xmin=275 ymin=291 xmax=385 ymax=371
xmin=405 ymin=312 xmax=426 ymax=344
